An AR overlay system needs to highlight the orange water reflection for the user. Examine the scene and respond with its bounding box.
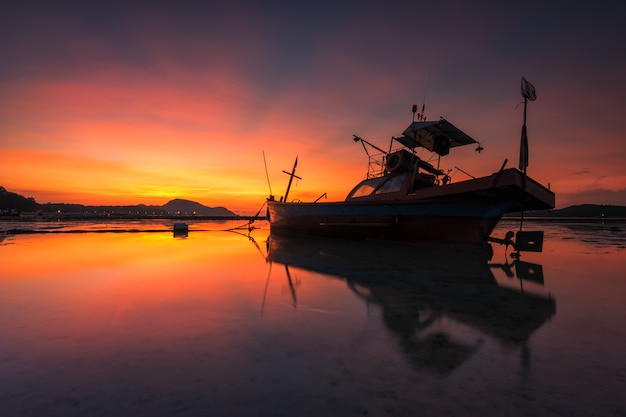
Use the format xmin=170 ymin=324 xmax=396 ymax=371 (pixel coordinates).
xmin=1 ymin=222 xmax=625 ymax=416
xmin=0 ymin=231 xmax=271 ymax=358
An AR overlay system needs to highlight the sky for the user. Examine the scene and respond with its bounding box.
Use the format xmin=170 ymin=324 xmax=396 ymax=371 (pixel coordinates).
xmin=1 ymin=1 xmax=625 ymax=214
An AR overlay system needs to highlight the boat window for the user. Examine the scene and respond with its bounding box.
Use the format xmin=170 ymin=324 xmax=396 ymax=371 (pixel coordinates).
xmin=375 ymin=174 xmax=406 ymax=194
xmin=347 ymin=177 xmax=386 ymax=198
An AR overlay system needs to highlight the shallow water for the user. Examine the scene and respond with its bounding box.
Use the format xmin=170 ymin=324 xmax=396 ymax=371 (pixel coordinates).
xmin=0 ymin=220 xmax=625 ymax=416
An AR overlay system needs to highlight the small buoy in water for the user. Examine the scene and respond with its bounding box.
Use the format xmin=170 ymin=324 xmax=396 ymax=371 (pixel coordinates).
xmin=173 ymin=222 xmax=189 ymax=237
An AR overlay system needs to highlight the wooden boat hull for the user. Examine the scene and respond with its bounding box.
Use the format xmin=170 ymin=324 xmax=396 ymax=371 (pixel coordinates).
xmin=268 ymin=200 xmax=506 ymax=245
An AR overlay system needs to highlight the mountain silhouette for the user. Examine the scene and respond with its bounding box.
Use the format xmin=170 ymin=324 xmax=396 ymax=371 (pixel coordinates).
xmin=0 ymin=186 xmax=38 ymax=212
xmin=161 ymin=199 xmax=235 ymax=216
xmin=1 ymin=186 xmax=239 ymax=217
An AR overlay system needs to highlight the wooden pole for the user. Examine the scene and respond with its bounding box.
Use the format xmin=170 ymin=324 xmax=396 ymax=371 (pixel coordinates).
xmin=282 ymin=157 xmax=301 ymax=202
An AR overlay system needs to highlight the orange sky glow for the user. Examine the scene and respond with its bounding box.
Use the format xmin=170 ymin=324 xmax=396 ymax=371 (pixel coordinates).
xmin=1 ymin=2 xmax=625 ymax=214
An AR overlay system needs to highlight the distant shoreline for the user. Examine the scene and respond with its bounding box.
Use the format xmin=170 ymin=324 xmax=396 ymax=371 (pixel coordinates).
xmin=501 ymin=216 xmax=626 ymax=223
xmin=0 ymin=214 xmax=267 ymax=222
xmin=2 ymin=215 xmax=625 ymax=223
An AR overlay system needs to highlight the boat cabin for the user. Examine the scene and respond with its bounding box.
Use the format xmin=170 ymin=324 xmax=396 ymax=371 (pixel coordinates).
xmin=345 ymin=150 xmax=442 ymax=201
xmin=346 ymin=119 xmax=478 ymax=202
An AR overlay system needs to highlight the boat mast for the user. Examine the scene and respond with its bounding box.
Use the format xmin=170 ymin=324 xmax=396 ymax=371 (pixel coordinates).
xmin=519 ymin=77 xmax=536 ymax=174
xmin=518 ymin=77 xmax=537 ymax=234
xmin=282 ymin=157 xmax=301 ymax=202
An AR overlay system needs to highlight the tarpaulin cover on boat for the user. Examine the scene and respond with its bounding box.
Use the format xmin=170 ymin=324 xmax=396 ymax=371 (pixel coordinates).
xmin=397 ymin=119 xmax=477 ymax=155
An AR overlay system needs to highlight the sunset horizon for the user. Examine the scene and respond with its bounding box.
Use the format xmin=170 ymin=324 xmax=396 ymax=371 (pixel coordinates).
xmin=2 ymin=2 xmax=625 ymax=409
xmin=2 ymin=2 xmax=625 ymax=215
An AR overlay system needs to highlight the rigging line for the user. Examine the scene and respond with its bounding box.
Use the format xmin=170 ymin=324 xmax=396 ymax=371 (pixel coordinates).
xmin=222 ymin=200 xmax=267 ymax=232
xmin=262 ymin=151 xmax=273 ymax=196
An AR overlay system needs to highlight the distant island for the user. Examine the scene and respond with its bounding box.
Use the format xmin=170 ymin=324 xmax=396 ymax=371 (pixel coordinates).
xmin=160 ymin=198 xmax=235 ymax=216
xmin=0 ymin=186 xmax=247 ymax=219
xmin=505 ymin=204 xmax=626 ymax=219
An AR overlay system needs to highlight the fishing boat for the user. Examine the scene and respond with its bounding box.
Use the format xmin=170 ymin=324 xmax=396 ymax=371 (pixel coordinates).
xmin=267 ymin=79 xmax=555 ymax=248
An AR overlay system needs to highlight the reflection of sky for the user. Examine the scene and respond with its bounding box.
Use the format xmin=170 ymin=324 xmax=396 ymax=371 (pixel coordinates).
xmin=1 ymin=2 xmax=625 ymax=213
xmin=0 ymin=223 xmax=625 ymax=415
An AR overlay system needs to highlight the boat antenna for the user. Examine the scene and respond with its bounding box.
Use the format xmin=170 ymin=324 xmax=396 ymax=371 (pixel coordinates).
xmin=262 ymin=151 xmax=273 ymax=197
xmin=417 ymin=74 xmax=430 ymax=122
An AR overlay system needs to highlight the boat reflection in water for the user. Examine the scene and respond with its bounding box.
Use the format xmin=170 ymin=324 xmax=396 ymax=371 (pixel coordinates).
xmin=267 ymin=234 xmax=556 ymax=375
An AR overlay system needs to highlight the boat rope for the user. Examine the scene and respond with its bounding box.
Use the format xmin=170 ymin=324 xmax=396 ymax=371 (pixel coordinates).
xmin=262 ymin=150 xmax=273 ymax=197
xmin=223 ymin=200 xmax=268 ymax=232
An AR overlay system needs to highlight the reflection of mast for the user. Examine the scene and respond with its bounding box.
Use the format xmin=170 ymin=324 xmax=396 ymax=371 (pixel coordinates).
xmin=284 ymin=265 xmax=298 ymax=308
xmin=260 ymin=264 xmax=298 ymax=312
xmin=260 ymin=238 xmax=299 ymax=312
xmin=260 ymin=261 xmax=272 ymax=315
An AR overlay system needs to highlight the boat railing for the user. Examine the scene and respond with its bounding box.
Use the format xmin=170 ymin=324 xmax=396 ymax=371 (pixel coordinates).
xmin=366 ymin=151 xmax=386 ymax=179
